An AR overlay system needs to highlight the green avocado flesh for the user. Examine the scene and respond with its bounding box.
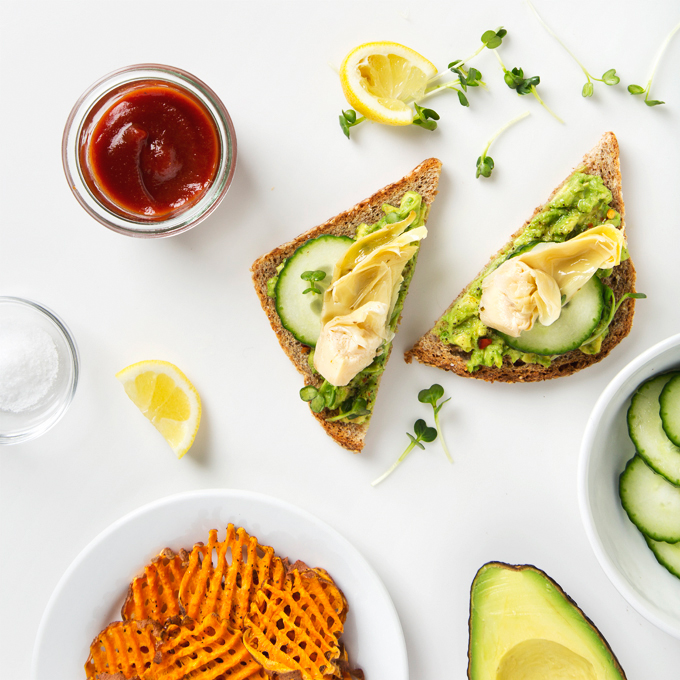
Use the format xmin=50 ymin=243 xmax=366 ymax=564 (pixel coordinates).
xmin=468 ymin=563 xmax=626 ymax=680
xmin=268 ymin=191 xmax=427 ymax=425
xmin=434 ymin=172 xmax=621 ymax=373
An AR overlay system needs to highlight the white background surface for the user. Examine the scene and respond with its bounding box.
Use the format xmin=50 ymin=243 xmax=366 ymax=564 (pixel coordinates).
xmin=1 ymin=1 xmax=679 ymax=678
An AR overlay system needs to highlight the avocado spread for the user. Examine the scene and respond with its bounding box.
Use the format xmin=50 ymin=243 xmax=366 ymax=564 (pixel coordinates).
xmin=268 ymin=191 xmax=427 ymax=424
xmin=433 ymin=172 xmax=622 ymax=372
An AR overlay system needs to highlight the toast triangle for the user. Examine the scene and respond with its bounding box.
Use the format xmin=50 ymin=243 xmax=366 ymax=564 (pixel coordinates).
xmin=252 ymin=158 xmax=442 ymax=451
xmin=405 ymin=133 xmax=636 ymax=383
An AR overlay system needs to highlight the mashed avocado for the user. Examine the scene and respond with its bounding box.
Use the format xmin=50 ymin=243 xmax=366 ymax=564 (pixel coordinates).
xmin=434 ymin=172 xmax=621 ymax=372
xmin=286 ymin=191 xmax=428 ymax=424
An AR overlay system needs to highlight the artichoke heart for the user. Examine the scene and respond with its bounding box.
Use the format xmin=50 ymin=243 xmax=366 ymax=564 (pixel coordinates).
xmin=480 ymin=224 xmax=624 ymax=337
xmin=314 ymin=212 xmax=427 ymax=386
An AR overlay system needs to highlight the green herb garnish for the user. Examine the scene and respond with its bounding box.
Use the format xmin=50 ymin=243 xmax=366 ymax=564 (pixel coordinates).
xmin=502 ymin=66 xmax=540 ymax=95
xmin=526 ymin=0 xmax=619 ymax=97
xmin=300 ymin=386 xmax=370 ymax=422
xmin=449 ymin=27 xmax=507 ymax=69
xmin=628 ymin=21 xmax=680 ymax=106
xmin=454 ymin=66 xmax=484 ymax=90
xmin=412 ymin=102 xmax=441 ymax=130
xmin=300 ymin=385 xmax=325 ymax=413
xmin=581 ymin=288 xmax=646 ymax=347
xmin=481 ymin=27 xmax=508 ymax=50
xmin=371 ymin=419 xmax=437 ymax=486
xmin=439 ymin=27 xmax=505 ymax=105
xmin=326 ymin=397 xmax=371 ymax=422
xmin=476 ymin=155 xmax=495 ymax=179
xmin=339 ymin=109 xmax=365 ymax=138
xmin=494 ymin=51 xmax=563 ymax=123
xmin=448 ymin=65 xmax=484 ymax=103
xmin=476 ymin=110 xmax=530 ymax=179
xmin=300 ymin=270 xmax=327 ymax=295
xmin=418 ymin=384 xmax=452 ymax=463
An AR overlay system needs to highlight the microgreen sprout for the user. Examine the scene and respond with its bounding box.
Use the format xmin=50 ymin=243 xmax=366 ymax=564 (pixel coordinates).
xmin=412 ymin=103 xmax=441 ymax=130
xmin=339 ymin=109 xmax=365 ymax=138
xmin=581 ymin=290 xmax=646 ymax=347
xmin=481 ymin=27 xmax=508 ymax=50
xmin=300 ymin=385 xmax=325 ymax=413
xmin=300 ymin=270 xmax=326 ymax=295
xmin=326 ymin=397 xmax=371 ymax=422
xmin=628 ymin=20 xmax=680 ymax=106
xmin=494 ymin=51 xmax=564 ymax=123
xmin=436 ymin=27 xmax=505 ymax=99
xmin=371 ymin=419 xmax=437 ymax=486
xmin=417 ymin=76 xmax=474 ymax=108
xmin=526 ymin=0 xmax=619 ymax=97
xmin=502 ymin=66 xmax=540 ymax=95
xmin=476 ymin=110 xmax=530 ymax=179
xmin=476 ymin=155 xmax=494 ymax=179
xmin=418 ymin=384 xmax=452 ymax=463
xmin=449 ymin=27 xmax=508 ymax=69
xmin=448 ymin=65 xmax=484 ymax=93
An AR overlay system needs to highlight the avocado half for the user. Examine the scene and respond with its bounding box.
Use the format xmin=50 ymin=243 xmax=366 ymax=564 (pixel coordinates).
xmin=468 ymin=562 xmax=626 ymax=680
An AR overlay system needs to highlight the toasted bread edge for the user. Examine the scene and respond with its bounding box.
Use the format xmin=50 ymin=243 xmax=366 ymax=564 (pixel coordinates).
xmin=251 ymin=158 xmax=443 ymax=450
xmin=404 ymin=132 xmax=637 ymax=383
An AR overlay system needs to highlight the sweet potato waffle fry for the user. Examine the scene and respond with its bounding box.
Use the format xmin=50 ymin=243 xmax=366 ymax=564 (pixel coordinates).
xmin=84 ymin=525 xmax=359 ymax=680
xmin=179 ymin=525 xmax=286 ymax=629
xmin=122 ymin=548 xmax=190 ymax=625
xmin=149 ymin=614 xmax=266 ymax=680
xmin=85 ymin=619 xmax=160 ymax=679
xmin=242 ymin=564 xmax=348 ymax=679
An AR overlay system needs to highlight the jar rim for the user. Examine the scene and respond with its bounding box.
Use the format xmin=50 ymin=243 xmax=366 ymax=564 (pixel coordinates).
xmin=62 ymin=63 xmax=237 ymax=238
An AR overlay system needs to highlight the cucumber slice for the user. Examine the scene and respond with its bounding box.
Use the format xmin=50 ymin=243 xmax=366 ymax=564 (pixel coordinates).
xmin=645 ymin=536 xmax=680 ymax=579
xmin=660 ymin=373 xmax=680 ymax=447
xmin=500 ymin=276 xmax=604 ymax=356
xmin=628 ymin=372 xmax=680 ymax=485
xmin=274 ymin=235 xmax=353 ymax=347
xmin=619 ymin=455 xmax=680 ymax=543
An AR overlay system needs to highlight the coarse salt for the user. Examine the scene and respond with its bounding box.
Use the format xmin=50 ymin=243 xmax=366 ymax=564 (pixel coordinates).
xmin=0 ymin=322 xmax=59 ymax=412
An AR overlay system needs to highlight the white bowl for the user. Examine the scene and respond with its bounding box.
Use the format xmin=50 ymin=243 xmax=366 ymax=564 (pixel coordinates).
xmin=579 ymin=334 xmax=680 ymax=638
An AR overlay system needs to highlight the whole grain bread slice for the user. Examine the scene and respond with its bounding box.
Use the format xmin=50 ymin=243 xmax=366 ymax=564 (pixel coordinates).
xmin=405 ymin=133 xmax=636 ymax=383
xmin=251 ymin=158 xmax=442 ymax=451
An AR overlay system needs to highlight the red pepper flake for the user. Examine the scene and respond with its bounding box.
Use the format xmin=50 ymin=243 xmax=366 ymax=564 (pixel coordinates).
xmin=478 ymin=337 xmax=493 ymax=350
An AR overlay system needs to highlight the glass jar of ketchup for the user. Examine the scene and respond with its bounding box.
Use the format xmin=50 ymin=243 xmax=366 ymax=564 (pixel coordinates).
xmin=63 ymin=64 xmax=236 ymax=237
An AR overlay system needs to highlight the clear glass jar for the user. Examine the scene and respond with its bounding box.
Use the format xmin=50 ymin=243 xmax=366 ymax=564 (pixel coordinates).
xmin=0 ymin=297 xmax=79 ymax=444
xmin=62 ymin=64 xmax=237 ymax=238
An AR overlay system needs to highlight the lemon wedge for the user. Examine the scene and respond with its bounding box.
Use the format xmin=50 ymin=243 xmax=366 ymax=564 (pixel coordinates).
xmin=340 ymin=41 xmax=437 ymax=125
xmin=116 ymin=360 xmax=201 ymax=458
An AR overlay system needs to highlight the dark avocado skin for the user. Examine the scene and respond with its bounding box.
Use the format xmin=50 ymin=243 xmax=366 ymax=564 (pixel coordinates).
xmin=467 ymin=562 xmax=627 ymax=680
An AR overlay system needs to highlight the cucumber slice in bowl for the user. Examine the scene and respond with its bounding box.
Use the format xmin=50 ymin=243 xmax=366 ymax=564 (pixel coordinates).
xmin=645 ymin=536 xmax=680 ymax=579
xmin=500 ymin=275 xmax=604 ymax=356
xmin=660 ymin=373 xmax=680 ymax=447
xmin=274 ymin=235 xmax=353 ymax=347
xmin=628 ymin=372 xmax=680 ymax=485
xmin=619 ymin=455 xmax=680 ymax=543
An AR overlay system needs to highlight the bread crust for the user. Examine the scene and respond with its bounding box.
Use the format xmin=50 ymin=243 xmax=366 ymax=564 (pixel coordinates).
xmin=251 ymin=159 xmax=442 ymax=451
xmin=405 ymin=133 xmax=637 ymax=383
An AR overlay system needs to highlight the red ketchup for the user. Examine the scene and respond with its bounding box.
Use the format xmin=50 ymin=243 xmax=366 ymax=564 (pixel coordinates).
xmin=81 ymin=82 xmax=220 ymax=219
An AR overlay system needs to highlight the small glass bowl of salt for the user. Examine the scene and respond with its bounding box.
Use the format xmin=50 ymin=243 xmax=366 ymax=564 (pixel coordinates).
xmin=0 ymin=297 xmax=79 ymax=444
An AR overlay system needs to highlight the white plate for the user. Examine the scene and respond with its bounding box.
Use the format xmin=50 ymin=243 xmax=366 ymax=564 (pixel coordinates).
xmin=579 ymin=334 xmax=680 ymax=639
xmin=32 ymin=489 xmax=407 ymax=679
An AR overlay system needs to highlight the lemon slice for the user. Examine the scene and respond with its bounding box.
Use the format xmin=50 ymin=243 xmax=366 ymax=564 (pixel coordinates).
xmin=116 ymin=360 xmax=201 ymax=458
xmin=340 ymin=41 xmax=437 ymax=126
